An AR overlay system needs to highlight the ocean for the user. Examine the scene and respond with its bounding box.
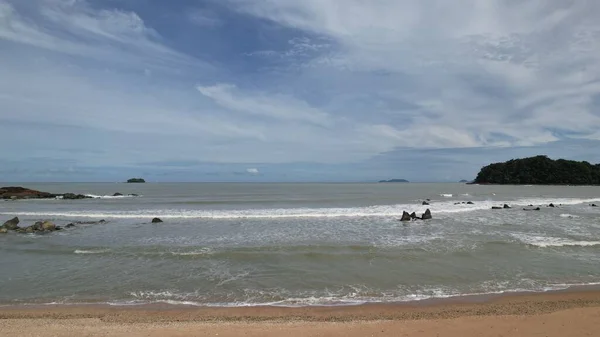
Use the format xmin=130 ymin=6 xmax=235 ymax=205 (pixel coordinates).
xmin=1 ymin=182 xmax=599 ymax=307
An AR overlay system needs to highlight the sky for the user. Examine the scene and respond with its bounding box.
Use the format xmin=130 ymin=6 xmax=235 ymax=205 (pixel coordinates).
xmin=2 ymin=0 xmax=600 ymax=182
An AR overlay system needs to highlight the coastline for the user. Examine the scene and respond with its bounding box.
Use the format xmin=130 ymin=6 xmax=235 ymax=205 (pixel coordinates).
xmin=2 ymin=288 xmax=600 ymax=336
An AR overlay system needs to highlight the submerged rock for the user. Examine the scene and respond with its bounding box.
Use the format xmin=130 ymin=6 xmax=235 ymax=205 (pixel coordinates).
xmin=2 ymin=217 xmax=20 ymax=230
xmin=467 ymin=201 xmax=474 ymax=205
xmin=503 ymin=204 xmax=511 ymax=209
xmin=151 ymin=217 xmax=163 ymax=223
xmin=421 ymin=209 xmax=432 ymax=220
xmin=592 ymin=204 xmax=598 ymax=207
xmin=549 ymin=203 xmax=555 ymax=208
xmin=492 ymin=206 xmax=502 ymax=210
xmin=422 ymin=201 xmax=430 ymax=205
xmin=523 ymin=207 xmax=541 ymax=211
xmin=400 ymin=211 xmax=411 ymax=222
xmin=113 ymin=193 xmax=124 ymax=197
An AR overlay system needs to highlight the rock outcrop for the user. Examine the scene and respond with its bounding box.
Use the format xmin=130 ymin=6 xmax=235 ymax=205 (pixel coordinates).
xmin=62 ymin=193 xmax=92 ymax=200
xmin=0 ymin=187 xmax=56 ymax=200
xmin=2 ymin=217 xmax=20 ymax=230
xmin=504 ymin=204 xmax=511 ymax=209
xmin=400 ymin=212 xmax=411 ymax=221
xmin=421 ymin=209 xmax=432 ymax=220
xmin=151 ymin=217 xmax=163 ymax=223
xmin=422 ymin=201 xmax=430 ymax=205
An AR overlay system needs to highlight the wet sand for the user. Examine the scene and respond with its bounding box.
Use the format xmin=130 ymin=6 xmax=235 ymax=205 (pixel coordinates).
xmin=2 ymin=290 xmax=600 ymax=336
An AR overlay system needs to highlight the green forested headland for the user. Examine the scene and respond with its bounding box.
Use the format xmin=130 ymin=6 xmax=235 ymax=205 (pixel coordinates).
xmin=474 ymin=156 xmax=600 ymax=185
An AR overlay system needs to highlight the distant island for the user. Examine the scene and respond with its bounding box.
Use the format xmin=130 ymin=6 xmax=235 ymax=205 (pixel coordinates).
xmin=378 ymin=179 xmax=409 ymax=183
xmin=474 ymin=155 xmax=600 ymax=185
xmin=126 ymin=178 xmax=146 ymax=183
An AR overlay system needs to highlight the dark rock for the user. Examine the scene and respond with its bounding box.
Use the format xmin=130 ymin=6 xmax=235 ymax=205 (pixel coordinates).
xmin=467 ymin=201 xmax=474 ymax=205
xmin=2 ymin=217 xmax=20 ymax=230
xmin=454 ymin=202 xmax=460 ymax=205
xmin=421 ymin=209 xmax=432 ymax=220
xmin=400 ymin=211 xmax=411 ymax=222
xmin=548 ymin=203 xmax=555 ymax=208
xmin=65 ymin=223 xmax=76 ymax=228
xmin=492 ymin=206 xmax=503 ymax=210
xmin=130 ymin=194 xmax=139 ymax=197
xmin=62 ymin=193 xmax=92 ymax=200
xmin=151 ymin=217 xmax=163 ymax=223
xmin=55 ymin=226 xmax=62 ymax=231
xmin=426 ymin=199 xmax=431 ymax=201
xmin=41 ymin=221 xmax=56 ymax=231
xmin=523 ymin=207 xmax=541 ymax=211
xmin=410 ymin=212 xmax=418 ymax=219
xmin=113 ymin=193 xmax=124 ymax=197
xmin=422 ymin=201 xmax=430 ymax=205
xmin=503 ymin=204 xmax=511 ymax=209
xmin=0 ymin=186 xmax=56 ymax=200
xmin=592 ymin=204 xmax=598 ymax=207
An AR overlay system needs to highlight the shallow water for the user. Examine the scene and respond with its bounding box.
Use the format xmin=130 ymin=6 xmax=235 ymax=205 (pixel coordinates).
xmin=1 ymin=183 xmax=599 ymax=306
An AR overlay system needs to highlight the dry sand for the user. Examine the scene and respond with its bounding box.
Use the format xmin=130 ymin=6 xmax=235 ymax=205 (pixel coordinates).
xmin=2 ymin=290 xmax=600 ymax=337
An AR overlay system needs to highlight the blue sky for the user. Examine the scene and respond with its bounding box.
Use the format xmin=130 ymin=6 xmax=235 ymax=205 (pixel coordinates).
xmin=2 ymin=0 xmax=600 ymax=182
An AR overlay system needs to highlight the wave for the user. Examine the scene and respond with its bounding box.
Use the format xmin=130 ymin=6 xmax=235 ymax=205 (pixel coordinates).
xmin=3 ymin=197 xmax=600 ymax=220
xmin=440 ymin=194 xmax=453 ymax=197
xmin=513 ymin=235 xmax=600 ymax=248
xmin=560 ymin=214 xmax=580 ymax=218
xmin=85 ymin=194 xmax=140 ymax=199
xmin=94 ymin=281 xmax=600 ymax=308
xmin=74 ymin=249 xmax=111 ymax=254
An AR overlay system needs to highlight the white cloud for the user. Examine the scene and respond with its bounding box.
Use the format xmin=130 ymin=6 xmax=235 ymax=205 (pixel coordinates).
xmin=187 ymin=8 xmax=222 ymax=27
xmin=226 ymin=0 xmax=600 ymax=149
xmin=197 ymin=83 xmax=332 ymax=126
xmin=246 ymin=168 xmax=259 ymax=174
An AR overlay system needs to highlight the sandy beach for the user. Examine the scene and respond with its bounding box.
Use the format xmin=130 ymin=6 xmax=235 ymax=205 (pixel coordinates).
xmin=2 ymin=289 xmax=600 ymax=336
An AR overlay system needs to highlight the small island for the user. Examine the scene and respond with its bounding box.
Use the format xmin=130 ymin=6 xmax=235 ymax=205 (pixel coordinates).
xmin=126 ymin=178 xmax=146 ymax=183
xmin=378 ymin=179 xmax=409 ymax=183
xmin=474 ymin=155 xmax=600 ymax=185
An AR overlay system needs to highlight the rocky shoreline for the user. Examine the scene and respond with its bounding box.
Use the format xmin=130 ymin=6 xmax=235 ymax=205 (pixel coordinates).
xmin=1 ymin=186 xmax=139 ymax=200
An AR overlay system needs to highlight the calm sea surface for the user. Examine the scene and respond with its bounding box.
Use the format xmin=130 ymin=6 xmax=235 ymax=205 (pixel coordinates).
xmin=1 ymin=183 xmax=600 ymax=306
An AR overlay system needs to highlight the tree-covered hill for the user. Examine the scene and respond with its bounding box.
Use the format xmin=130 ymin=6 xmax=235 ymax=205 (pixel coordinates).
xmin=474 ymin=155 xmax=600 ymax=185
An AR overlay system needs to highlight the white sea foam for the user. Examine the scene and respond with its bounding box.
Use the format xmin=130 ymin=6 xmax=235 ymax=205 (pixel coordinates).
xmin=560 ymin=213 xmax=580 ymax=218
xmin=74 ymin=249 xmax=111 ymax=254
xmin=513 ymin=234 xmax=600 ymax=248
xmin=170 ymin=248 xmax=214 ymax=256
xmin=108 ymin=280 xmax=600 ymax=308
xmin=85 ymin=194 xmax=140 ymax=199
xmin=3 ymin=197 xmax=600 ymax=220
xmin=440 ymin=194 xmax=453 ymax=197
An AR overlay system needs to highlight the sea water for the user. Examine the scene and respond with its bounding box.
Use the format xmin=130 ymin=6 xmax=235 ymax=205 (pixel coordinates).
xmin=1 ymin=182 xmax=599 ymax=307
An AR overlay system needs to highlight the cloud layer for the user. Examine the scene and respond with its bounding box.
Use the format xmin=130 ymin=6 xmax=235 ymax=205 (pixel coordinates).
xmin=2 ymin=0 xmax=600 ymax=181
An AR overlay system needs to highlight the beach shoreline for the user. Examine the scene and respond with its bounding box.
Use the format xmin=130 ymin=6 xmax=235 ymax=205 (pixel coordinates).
xmin=2 ymin=288 xmax=600 ymax=336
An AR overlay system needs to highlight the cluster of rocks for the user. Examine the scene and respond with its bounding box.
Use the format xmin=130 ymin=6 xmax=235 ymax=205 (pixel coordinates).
xmin=1 ymin=186 xmax=142 ymax=201
xmin=0 ymin=217 xmax=61 ymax=234
xmin=399 ymin=209 xmax=432 ymax=221
xmin=454 ymin=201 xmax=475 ymax=205
xmin=492 ymin=204 xmax=512 ymax=210
xmin=1 ymin=187 xmax=57 ymax=200
xmin=0 ymin=217 xmax=111 ymax=234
